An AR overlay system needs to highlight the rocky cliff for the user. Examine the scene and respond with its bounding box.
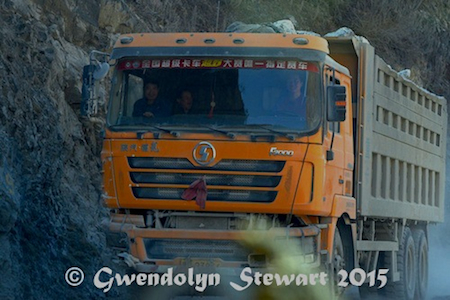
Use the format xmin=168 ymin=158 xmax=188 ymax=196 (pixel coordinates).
xmin=0 ymin=0 xmax=125 ymax=299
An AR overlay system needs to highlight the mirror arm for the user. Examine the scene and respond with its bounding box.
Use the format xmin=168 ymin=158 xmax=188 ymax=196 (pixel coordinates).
xmin=89 ymin=50 xmax=110 ymax=64
xmin=327 ymin=130 xmax=335 ymax=161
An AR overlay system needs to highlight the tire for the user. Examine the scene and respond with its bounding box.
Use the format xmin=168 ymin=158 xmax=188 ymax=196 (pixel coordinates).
xmin=324 ymin=222 xmax=353 ymax=300
xmin=382 ymin=226 xmax=416 ymax=300
xmin=332 ymin=223 xmax=355 ymax=299
xmin=412 ymin=229 xmax=428 ymax=300
xmin=333 ymin=227 xmax=346 ymax=298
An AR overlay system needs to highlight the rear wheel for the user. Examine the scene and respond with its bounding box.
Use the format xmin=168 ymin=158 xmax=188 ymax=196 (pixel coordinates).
xmin=413 ymin=229 xmax=428 ymax=300
xmin=382 ymin=226 xmax=416 ymax=300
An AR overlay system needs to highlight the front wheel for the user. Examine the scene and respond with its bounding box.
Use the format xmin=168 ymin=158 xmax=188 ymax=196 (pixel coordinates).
xmin=333 ymin=227 xmax=346 ymax=297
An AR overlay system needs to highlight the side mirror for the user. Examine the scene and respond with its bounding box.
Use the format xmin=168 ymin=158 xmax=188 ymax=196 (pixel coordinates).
xmin=327 ymin=85 xmax=346 ymax=122
xmin=93 ymin=62 xmax=110 ymax=80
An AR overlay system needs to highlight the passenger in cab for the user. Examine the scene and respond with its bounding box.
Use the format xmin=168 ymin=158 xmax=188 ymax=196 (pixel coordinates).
xmin=173 ymin=89 xmax=195 ymax=114
xmin=133 ymin=80 xmax=171 ymax=118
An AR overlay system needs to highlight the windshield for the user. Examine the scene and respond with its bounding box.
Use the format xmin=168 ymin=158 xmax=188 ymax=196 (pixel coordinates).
xmin=107 ymin=58 xmax=322 ymax=134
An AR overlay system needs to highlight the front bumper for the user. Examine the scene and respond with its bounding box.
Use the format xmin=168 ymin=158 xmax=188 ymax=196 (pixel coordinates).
xmin=105 ymin=215 xmax=322 ymax=272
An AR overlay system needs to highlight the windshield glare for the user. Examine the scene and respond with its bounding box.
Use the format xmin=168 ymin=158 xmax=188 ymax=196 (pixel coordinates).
xmin=107 ymin=58 xmax=322 ymax=133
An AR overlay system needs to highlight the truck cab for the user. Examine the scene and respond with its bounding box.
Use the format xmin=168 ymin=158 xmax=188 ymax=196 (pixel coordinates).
xmin=98 ymin=33 xmax=355 ymax=282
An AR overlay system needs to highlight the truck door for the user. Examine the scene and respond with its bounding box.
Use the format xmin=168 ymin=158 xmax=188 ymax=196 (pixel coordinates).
xmin=324 ymin=70 xmax=352 ymax=198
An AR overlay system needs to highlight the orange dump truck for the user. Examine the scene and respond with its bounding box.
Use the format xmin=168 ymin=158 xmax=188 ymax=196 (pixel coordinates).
xmin=83 ymin=32 xmax=446 ymax=299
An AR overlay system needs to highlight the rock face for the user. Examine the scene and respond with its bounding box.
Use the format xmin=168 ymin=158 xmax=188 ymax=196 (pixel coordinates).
xmin=0 ymin=0 xmax=129 ymax=299
xmin=98 ymin=0 xmax=150 ymax=33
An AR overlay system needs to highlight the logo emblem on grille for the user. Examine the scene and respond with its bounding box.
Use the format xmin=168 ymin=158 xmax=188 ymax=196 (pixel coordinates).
xmin=193 ymin=142 xmax=216 ymax=166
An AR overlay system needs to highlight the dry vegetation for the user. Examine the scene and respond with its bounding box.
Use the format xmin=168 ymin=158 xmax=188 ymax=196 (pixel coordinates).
xmin=336 ymin=0 xmax=450 ymax=97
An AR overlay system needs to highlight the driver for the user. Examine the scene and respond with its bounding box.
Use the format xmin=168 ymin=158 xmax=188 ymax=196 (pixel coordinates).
xmin=276 ymin=73 xmax=306 ymax=118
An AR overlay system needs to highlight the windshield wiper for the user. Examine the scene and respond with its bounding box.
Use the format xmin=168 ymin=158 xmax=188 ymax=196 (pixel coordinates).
xmin=224 ymin=124 xmax=298 ymax=141
xmin=252 ymin=124 xmax=297 ymax=141
xmin=201 ymin=125 xmax=237 ymax=139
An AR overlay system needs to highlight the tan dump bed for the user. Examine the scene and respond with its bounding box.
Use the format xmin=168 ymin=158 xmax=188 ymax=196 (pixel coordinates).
xmin=327 ymin=36 xmax=447 ymax=222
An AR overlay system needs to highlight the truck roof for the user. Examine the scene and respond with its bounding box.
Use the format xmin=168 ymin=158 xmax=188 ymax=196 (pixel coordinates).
xmin=110 ymin=32 xmax=333 ymax=63
xmin=113 ymin=32 xmax=329 ymax=52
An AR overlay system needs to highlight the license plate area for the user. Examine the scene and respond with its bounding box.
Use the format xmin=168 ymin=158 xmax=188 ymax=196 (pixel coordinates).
xmin=178 ymin=258 xmax=223 ymax=267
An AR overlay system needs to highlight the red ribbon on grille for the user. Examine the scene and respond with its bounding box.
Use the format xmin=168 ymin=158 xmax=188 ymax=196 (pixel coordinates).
xmin=181 ymin=176 xmax=207 ymax=209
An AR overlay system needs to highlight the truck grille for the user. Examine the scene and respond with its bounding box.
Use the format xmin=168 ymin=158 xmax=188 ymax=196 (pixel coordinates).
xmin=128 ymin=157 xmax=285 ymax=172
xmin=128 ymin=158 xmax=284 ymax=202
xmin=132 ymin=188 xmax=277 ymax=202
xmin=130 ymin=173 xmax=281 ymax=187
xmin=144 ymin=239 xmax=249 ymax=261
